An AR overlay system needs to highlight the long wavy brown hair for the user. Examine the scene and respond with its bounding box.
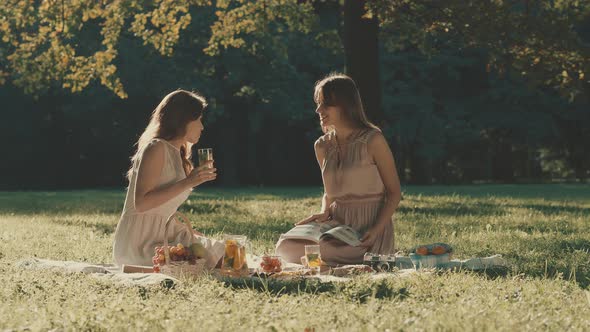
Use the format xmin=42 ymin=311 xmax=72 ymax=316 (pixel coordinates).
xmin=127 ymin=90 xmax=207 ymax=181
xmin=314 ymin=73 xmax=379 ymax=133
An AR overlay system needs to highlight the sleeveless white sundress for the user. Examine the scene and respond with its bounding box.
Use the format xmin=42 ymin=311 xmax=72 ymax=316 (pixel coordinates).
xmin=112 ymin=138 xmax=224 ymax=268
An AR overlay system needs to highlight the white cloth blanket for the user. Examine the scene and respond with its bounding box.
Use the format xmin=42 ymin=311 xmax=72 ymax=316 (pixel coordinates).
xmin=17 ymin=254 xmax=508 ymax=286
xmin=394 ymin=254 xmax=508 ymax=270
xmin=17 ymin=258 xmax=178 ymax=286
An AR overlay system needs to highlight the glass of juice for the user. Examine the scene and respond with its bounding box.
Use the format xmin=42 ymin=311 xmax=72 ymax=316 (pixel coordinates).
xmin=197 ymin=148 xmax=213 ymax=169
xmin=304 ymin=244 xmax=321 ymax=275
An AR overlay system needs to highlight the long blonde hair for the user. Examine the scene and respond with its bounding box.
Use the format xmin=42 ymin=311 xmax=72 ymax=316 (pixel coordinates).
xmin=313 ymin=73 xmax=379 ymax=133
xmin=127 ymin=90 xmax=207 ymax=181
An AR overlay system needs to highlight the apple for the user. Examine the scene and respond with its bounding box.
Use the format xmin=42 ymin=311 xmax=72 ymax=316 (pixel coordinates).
xmin=190 ymin=242 xmax=208 ymax=259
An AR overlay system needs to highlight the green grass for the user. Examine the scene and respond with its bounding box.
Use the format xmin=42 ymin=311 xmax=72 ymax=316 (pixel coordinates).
xmin=1 ymin=185 xmax=589 ymax=331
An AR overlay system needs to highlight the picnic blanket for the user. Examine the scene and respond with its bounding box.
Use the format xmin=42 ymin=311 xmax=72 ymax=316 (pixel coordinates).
xmin=17 ymin=254 xmax=508 ymax=286
xmin=17 ymin=258 xmax=178 ymax=287
xmin=394 ymin=254 xmax=508 ymax=270
xmin=245 ymin=254 xmax=509 ymax=282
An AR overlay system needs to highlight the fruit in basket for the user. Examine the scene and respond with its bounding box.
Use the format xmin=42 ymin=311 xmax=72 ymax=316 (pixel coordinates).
xmin=153 ymin=243 xmax=196 ymax=267
xmin=431 ymin=245 xmax=447 ymax=255
xmin=415 ymin=246 xmax=429 ymax=256
xmin=190 ymin=242 xmax=208 ymax=259
xmin=260 ymin=255 xmax=282 ymax=273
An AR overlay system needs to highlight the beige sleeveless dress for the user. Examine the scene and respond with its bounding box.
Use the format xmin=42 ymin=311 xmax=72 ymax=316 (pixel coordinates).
xmin=276 ymin=128 xmax=394 ymax=265
xmin=112 ymin=138 xmax=224 ymax=268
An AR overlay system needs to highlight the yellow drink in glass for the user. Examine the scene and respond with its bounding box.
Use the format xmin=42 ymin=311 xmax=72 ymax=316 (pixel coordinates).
xmin=197 ymin=148 xmax=213 ymax=169
xmin=304 ymin=245 xmax=321 ymax=275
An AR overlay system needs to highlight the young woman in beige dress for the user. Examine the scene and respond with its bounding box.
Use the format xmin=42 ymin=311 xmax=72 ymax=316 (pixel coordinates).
xmin=112 ymin=90 xmax=224 ymax=269
xmin=275 ymin=73 xmax=402 ymax=265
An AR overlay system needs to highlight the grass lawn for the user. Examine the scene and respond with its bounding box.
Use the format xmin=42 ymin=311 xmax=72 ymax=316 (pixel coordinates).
xmin=1 ymin=184 xmax=589 ymax=331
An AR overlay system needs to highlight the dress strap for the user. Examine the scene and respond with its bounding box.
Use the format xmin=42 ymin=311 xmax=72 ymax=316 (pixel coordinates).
xmin=151 ymin=138 xmax=180 ymax=151
xmin=358 ymin=128 xmax=381 ymax=144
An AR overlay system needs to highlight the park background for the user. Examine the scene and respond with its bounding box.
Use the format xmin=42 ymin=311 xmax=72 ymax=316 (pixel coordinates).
xmin=0 ymin=0 xmax=588 ymax=190
xmin=1 ymin=2 xmax=590 ymax=330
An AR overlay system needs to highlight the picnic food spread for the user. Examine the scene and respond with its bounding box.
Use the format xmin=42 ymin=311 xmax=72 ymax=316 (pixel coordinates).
xmin=152 ymin=243 xmax=205 ymax=273
xmin=149 ymin=239 xmax=457 ymax=277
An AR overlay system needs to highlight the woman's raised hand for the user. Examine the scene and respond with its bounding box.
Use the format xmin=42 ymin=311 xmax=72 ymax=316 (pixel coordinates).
xmin=295 ymin=210 xmax=331 ymax=226
xmin=187 ymin=164 xmax=217 ymax=187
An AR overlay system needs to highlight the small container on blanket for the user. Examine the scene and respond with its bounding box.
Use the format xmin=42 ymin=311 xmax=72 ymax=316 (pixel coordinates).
xmin=221 ymin=235 xmax=249 ymax=277
xmin=409 ymin=243 xmax=453 ymax=269
xmin=409 ymin=253 xmax=451 ymax=268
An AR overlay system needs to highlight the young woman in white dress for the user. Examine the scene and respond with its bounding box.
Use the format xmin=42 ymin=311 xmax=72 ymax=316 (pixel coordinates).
xmin=112 ymin=90 xmax=224 ymax=269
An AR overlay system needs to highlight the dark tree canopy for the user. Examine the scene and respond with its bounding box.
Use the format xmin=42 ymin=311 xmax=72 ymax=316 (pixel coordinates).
xmin=0 ymin=0 xmax=588 ymax=188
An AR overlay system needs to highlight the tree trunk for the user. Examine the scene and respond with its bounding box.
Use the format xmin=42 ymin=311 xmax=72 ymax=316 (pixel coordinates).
xmin=343 ymin=0 xmax=382 ymax=124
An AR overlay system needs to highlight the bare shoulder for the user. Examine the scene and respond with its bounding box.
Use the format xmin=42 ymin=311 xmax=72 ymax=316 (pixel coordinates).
xmin=314 ymin=131 xmax=335 ymax=152
xmin=367 ymin=128 xmax=386 ymax=145
xmin=366 ymin=129 xmax=390 ymax=154
xmin=141 ymin=139 xmax=166 ymax=162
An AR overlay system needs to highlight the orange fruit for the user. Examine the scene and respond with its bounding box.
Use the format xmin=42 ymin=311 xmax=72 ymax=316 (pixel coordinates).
xmin=225 ymin=243 xmax=237 ymax=258
xmin=416 ymin=246 xmax=428 ymax=255
xmin=432 ymin=245 xmax=446 ymax=255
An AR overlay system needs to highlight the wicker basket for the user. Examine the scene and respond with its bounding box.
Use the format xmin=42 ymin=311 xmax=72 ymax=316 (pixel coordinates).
xmin=159 ymin=212 xmax=207 ymax=279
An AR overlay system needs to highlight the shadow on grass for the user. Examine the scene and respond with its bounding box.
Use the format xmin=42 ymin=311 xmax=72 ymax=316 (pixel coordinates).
xmin=557 ymin=239 xmax=590 ymax=253
xmin=510 ymin=221 xmax=579 ymax=236
xmin=442 ymin=266 xmax=511 ymax=280
xmin=45 ymin=217 xmax=118 ymax=235
xmin=219 ymin=268 xmax=513 ymax=300
xmin=180 ymin=201 xmax=241 ymax=215
xmin=520 ymin=203 xmax=590 ymax=216
xmin=398 ymin=201 xmax=588 ymax=218
xmin=495 ymin=237 xmax=590 ymax=288
xmin=218 ymin=276 xmax=410 ymax=303
xmin=197 ymin=218 xmax=294 ymax=240
xmin=398 ymin=202 xmax=508 ymax=217
xmin=402 ymin=184 xmax=590 ymax=202
xmin=41 ymin=211 xmax=292 ymax=239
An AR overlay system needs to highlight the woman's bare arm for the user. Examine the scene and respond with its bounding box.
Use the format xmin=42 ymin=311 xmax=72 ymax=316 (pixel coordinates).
xmin=134 ymin=142 xmax=216 ymax=213
xmin=295 ymin=139 xmax=333 ymax=225
xmin=315 ymin=141 xmax=334 ymax=214
xmin=360 ymin=132 xmax=402 ymax=246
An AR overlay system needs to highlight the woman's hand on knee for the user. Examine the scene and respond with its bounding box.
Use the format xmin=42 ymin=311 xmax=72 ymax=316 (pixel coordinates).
xmin=295 ymin=211 xmax=331 ymax=225
xmin=360 ymin=223 xmax=386 ymax=248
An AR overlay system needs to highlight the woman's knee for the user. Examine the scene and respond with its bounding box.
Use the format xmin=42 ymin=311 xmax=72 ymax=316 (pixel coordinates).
xmin=276 ymin=239 xmax=314 ymax=264
xmin=319 ymin=238 xmax=366 ymax=265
